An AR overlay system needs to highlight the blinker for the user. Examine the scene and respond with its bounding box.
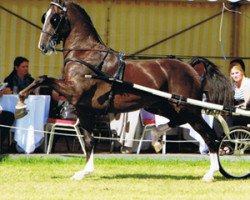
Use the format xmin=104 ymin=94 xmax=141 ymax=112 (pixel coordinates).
xmin=41 ymin=12 xmax=61 ymax=28
xmin=41 ymin=13 xmax=46 ymax=24
xmin=50 ymin=13 xmax=61 ymax=28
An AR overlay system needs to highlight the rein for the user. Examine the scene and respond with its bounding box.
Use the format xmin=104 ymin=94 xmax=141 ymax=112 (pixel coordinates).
xmin=64 ymin=53 xmax=110 ymax=78
xmin=55 ymin=47 xmax=115 ymax=54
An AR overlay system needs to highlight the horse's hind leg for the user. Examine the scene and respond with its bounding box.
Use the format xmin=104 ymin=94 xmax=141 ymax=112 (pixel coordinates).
xmin=71 ymin=113 xmax=95 ymax=180
xmin=151 ymin=123 xmax=171 ymax=152
xmin=147 ymin=102 xmax=186 ymax=152
xmin=182 ymin=109 xmax=219 ymax=181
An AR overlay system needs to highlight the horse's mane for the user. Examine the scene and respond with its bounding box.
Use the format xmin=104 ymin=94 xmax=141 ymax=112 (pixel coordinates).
xmin=190 ymin=57 xmax=234 ymax=106
xmin=68 ymin=1 xmax=106 ymax=45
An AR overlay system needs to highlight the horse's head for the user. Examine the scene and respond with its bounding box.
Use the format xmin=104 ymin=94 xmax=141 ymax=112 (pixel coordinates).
xmin=38 ymin=0 xmax=70 ymax=55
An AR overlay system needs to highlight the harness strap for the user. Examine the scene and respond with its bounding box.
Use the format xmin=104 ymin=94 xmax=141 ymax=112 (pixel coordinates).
xmin=105 ymin=53 xmax=126 ymax=113
xmin=64 ymin=56 xmax=113 ymax=115
xmin=64 ymin=52 xmax=126 ymax=115
xmin=114 ymin=53 xmax=126 ymax=80
xmin=104 ymin=83 xmax=115 ymax=114
xmin=64 ymin=58 xmax=109 ymax=78
xmin=50 ymin=2 xmax=67 ymax=12
xmin=96 ymin=51 xmax=109 ymax=71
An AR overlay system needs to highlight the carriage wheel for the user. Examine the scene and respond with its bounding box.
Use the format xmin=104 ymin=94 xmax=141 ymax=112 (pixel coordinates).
xmin=218 ymin=126 xmax=250 ymax=179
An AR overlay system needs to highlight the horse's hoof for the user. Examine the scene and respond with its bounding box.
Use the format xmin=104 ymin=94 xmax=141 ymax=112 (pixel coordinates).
xmin=15 ymin=107 xmax=29 ymax=119
xmin=70 ymin=170 xmax=84 ymax=180
xmin=70 ymin=170 xmax=93 ymax=180
xmin=152 ymin=141 xmax=163 ymax=153
xmin=15 ymin=104 xmax=27 ymax=109
xmin=202 ymin=174 xmax=214 ymax=182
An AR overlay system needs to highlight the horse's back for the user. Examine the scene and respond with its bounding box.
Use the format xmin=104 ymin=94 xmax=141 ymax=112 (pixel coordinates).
xmin=124 ymin=58 xmax=201 ymax=98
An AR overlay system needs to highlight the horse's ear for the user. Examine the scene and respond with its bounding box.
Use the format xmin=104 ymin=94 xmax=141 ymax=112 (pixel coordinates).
xmin=58 ymin=0 xmax=66 ymax=6
xmin=52 ymin=0 xmax=65 ymax=5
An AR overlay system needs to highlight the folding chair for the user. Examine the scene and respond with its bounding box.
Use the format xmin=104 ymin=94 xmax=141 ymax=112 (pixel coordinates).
xmin=136 ymin=110 xmax=156 ymax=154
xmin=93 ymin=115 xmax=114 ymax=152
xmin=44 ymin=118 xmax=86 ymax=155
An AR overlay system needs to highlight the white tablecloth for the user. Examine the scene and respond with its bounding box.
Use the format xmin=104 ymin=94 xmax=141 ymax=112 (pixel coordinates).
xmin=110 ymin=111 xmax=141 ymax=151
xmin=0 ymin=95 xmax=50 ymax=153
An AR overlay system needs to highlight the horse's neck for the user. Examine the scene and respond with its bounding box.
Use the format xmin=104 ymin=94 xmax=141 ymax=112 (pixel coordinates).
xmin=64 ymin=31 xmax=98 ymax=51
xmin=64 ymin=36 xmax=104 ymax=62
xmin=64 ymin=34 xmax=118 ymax=73
xmin=64 ymin=18 xmax=119 ymax=74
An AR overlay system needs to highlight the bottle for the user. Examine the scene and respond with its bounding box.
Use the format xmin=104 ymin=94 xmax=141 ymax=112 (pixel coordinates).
xmin=13 ymin=86 xmax=18 ymax=94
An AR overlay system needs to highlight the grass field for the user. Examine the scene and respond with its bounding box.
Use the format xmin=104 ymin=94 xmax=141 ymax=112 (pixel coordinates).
xmin=0 ymin=154 xmax=249 ymax=200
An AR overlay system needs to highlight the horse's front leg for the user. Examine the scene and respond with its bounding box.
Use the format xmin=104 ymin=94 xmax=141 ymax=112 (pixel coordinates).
xmin=71 ymin=145 xmax=94 ymax=181
xmin=71 ymin=113 xmax=95 ymax=180
xmin=15 ymin=75 xmax=49 ymax=119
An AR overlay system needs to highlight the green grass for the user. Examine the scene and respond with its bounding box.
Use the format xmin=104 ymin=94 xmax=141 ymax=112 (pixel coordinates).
xmin=0 ymin=155 xmax=249 ymax=200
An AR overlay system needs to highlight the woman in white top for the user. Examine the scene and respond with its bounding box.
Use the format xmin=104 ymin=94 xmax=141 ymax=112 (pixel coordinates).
xmin=229 ymin=59 xmax=250 ymax=125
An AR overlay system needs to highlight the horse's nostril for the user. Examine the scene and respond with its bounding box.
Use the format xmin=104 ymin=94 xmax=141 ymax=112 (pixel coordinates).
xmin=40 ymin=44 xmax=45 ymax=50
xmin=39 ymin=44 xmax=47 ymax=54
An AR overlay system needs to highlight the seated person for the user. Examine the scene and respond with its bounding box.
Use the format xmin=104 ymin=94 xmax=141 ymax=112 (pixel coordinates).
xmin=4 ymin=56 xmax=34 ymax=94
xmin=0 ymin=88 xmax=15 ymax=153
xmin=229 ymin=59 xmax=250 ymax=126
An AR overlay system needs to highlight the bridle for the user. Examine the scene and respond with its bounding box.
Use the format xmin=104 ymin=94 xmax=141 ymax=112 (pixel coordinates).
xmin=41 ymin=2 xmax=68 ymax=51
xmin=50 ymin=1 xmax=67 ymax=12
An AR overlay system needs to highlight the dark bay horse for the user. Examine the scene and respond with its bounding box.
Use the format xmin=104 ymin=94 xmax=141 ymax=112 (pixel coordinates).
xmin=16 ymin=0 xmax=233 ymax=181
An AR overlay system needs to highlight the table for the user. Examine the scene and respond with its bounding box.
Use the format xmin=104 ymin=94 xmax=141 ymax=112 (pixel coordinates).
xmin=0 ymin=95 xmax=50 ymax=153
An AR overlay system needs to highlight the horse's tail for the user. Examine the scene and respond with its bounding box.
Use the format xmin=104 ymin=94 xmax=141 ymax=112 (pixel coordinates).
xmin=190 ymin=57 xmax=234 ymax=106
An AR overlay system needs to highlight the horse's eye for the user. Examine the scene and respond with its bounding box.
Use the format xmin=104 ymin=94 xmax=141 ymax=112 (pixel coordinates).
xmin=50 ymin=13 xmax=61 ymax=27
xmin=41 ymin=13 xmax=46 ymax=24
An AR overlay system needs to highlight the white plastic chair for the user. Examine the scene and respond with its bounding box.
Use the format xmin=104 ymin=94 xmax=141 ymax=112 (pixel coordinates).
xmin=137 ymin=110 xmax=156 ymax=154
xmin=44 ymin=118 xmax=86 ymax=155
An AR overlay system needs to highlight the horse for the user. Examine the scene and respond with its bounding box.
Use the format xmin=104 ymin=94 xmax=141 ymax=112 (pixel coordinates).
xmin=15 ymin=0 xmax=233 ymax=181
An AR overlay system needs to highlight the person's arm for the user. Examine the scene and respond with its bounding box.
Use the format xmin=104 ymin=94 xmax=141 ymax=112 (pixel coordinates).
xmin=244 ymin=90 xmax=250 ymax=108
xmin=3 ymin=76 xmax=14 ymax=92
xmin=0 ymin=88 xmax=12 ymax=96
xmin=243 ymin=78 xmax=250 ymax=108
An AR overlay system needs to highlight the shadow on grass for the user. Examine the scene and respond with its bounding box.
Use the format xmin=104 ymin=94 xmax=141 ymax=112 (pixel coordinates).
xmin=101 ymin=173 xmax=201 ymax=180
xmin=100 ymin=173 xmax=229 ymax=181
xmin=43 ymin=172 xmax=232 ymax=181
xmin=51 ymin=175 xmax=69 ymax=179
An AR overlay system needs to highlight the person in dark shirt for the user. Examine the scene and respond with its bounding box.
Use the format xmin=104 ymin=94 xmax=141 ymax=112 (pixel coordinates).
xmin=4 ymin=56 xmax=34 ymax=94
xmin=0 ymin=88 xmax=15 ymax=153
